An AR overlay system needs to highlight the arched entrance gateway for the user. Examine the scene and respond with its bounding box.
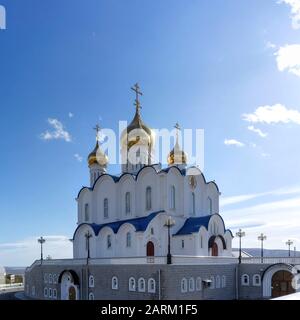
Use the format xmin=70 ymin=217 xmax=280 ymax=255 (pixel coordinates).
xmin=271 ymin=270 xmax=295 ymax=298
xmin=58 ymin=270 xmax=80 ymax=300
xmin=146 ymin=241 xmax=155 ymax=256
xmin=263 ymin=264 xmax=296 ymax=299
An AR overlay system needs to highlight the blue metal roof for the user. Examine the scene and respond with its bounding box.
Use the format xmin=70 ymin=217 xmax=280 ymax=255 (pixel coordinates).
xmin=73 ymin=210 xmax=165 ymax=239
xmin=175 ymin=215 xmax=212 ymax=235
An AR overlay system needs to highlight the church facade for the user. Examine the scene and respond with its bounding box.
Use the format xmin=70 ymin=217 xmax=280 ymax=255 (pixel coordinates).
xmin=24 ymin=84 xmax=300 ymax=300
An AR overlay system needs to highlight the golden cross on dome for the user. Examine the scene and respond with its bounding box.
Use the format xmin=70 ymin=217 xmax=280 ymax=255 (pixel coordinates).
xmin=174 ymin=122 xmax=181 ymax=144
xmin=131 ymin=83 xmax=143 ymax=113
xmin=93 ymin=124 xmax=101 ymax=141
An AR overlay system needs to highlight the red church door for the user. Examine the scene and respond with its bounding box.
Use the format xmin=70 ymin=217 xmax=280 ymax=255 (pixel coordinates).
xmin=212 ymin=242 xmax=218 ymax=256
xmin=146 ymin=241 xmax=155 ymax=257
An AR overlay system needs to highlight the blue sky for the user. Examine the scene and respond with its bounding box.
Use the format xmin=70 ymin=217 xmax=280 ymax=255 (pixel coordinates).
xmin=1 ymin=0 xmax=300 ymax=265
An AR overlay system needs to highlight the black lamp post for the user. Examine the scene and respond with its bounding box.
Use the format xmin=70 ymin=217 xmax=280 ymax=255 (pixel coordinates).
xmin=38 ymin=236 xmax=46 ymax=264
xmin=164 ymin=216 xmax=175 ymax=264
xmin=85 ymin=231 xmax=92 ymax=263
xmin=236 ymin=229 xmax=245 ymax=264
xmin=258 ymin=233 xmax=267 ymax=263
xmin=286 ymin=239 xmax=293 ymax=257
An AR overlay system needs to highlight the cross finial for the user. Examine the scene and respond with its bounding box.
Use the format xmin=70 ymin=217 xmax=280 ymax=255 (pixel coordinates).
xmin=131 ymin=83 xmax=143 ymax=114
xmin=93 ymin=124 xmax=101 ymax=142
xmin=174 ymin=122 xmax=181 ymax=142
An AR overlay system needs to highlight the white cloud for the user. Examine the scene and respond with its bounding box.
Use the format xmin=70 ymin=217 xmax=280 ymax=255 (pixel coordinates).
xmin=40 ymin=118 xmax=72 ymax=142
xmin=222 ymin=190 xmax=300 ymax=249
xmin=243 ymin=104 xmax=300 ymax=124
xmin=224 ymin=139 xmax=245 ymax=147
xmin=247 ymin=126 xmax=268 ymax=138
xmin=275 ymin=44 xmax=300 ymax=76
xmin=74 ymin=153 xmax=83 ymax=162
xmin=279 ymin=0 xmax=300 ymax=29
xmin=68 ymin=112 xmax=74 ymax=118
xmin=265 ymin=41 xmax=277 ymax=50
xmin=220 ymin=185 xmax=300 ymax=207
xmin=261 ymin=152 xmax=271 ymax=158
xmin=0 ymin=235 xmax=72 ymax=266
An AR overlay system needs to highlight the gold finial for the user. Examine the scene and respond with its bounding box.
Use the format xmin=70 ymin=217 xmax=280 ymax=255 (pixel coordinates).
xmin=131 ymin=83 xmax=143 ymax=114
xmin=93 ymin=124 xmax=101 ymax=142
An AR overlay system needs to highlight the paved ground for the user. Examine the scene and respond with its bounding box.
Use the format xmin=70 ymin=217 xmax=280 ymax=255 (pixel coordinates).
xmin=0 ymin=289 xmax=23 ymax=300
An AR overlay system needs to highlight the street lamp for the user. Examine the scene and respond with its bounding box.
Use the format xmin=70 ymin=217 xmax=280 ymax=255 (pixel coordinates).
xmin=258 ymin=233 xmax=267 ymax=263
xmin=85 ymin=231 xmax=92 ymax=262
xmin=236 ymin=229 xmax=245 ymax=264
xmin=286 ymin=240 xmax=293 ymax=257
xmin=37 ymin=236 xmax=46 ymax=264
xmin=164 ymin=216 xmax=175 ymax=265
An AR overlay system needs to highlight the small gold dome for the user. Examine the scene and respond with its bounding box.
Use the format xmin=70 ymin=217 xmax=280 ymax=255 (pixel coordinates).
xmin=167 ymin=140 xmax=187 ymax=166
xmin=88 ymin=141 xmax=108 ymax=167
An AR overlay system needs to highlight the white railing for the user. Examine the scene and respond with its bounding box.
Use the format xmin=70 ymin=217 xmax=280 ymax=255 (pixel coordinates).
xmin=0 ymin=283 xmax=24 ymax=291
xmin=241 ymin=257 xmax=300 ymax=264
xmin=172 ymin=255 xmax=238 ymax=265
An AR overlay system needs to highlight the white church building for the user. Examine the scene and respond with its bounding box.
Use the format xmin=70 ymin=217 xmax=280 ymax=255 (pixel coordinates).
xmin=25 ymin=84 xmax=300 ymax=300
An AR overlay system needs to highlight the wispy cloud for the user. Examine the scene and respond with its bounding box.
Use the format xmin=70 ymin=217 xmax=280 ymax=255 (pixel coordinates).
xmin=243 ymin=104 xmax=300 ymax=125
xmin=275 ymin=44 xmax=300 ymax=77
xmin=224 ymin=139 xmax=245 ymax=147
xmin=68 ymin=112 xmax=74 ymax=118
xmin=40 ymin=118 xmax=72 ymax=142
xmin=247 ymin=125 xmax=268 ymax=138
xmin=0 ymin=235 xmax=72 ymax=266
xmin=265 ymin=41 xmax=277 ymax=50
xmin=74 ymin=153 xmax=83 ymax=162
xmin=279 ymin=0 xmax=300 ymax=29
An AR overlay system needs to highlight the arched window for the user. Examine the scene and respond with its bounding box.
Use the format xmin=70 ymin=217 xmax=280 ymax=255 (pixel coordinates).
xmin=89 ymin=293 xmax=94 ymax=300
xmin=181 ymin=278 xmax=188 ymax=293
xmin=216 ymin=275 xmax=221 ymax=288
xmin=196 ymin=277 xmax=202 ymax=291
xmin=89 ymin=275 xmax=95 ymax=288
xmin=181 ymin=240 xmax=185 ymax=249
xmin=84 ymin=203 xmax=89 ymax=222
xmin=191 ymin=192 xmax=195 ymax=216
xmin=148 ymin=278 xmax=156 ymax=293
xmin=44 ymin=274 xmax=48 ymax=284
xmin=241 ymin=274 xmax=249 ymax=286
xmin=200 ymin=235 xmax=203 ymax=248
xmin=126 ymin=232 xmax=131 ymax=248
xmin=125 ymin=192 xmax=131 ymax=215
xmin=253 ymin=274 xmax=261 ymax=286
xmin=210 ymin=276 xmax=215 ymax=289
xmin=53 ymin=274 xmax=57 ymax=284
xmin=53 ymin=289 xmax=57 ymax=299
xmin=222 ymin=275 xmax=226 ymax=288
xmin=170 ymin=185 xmax=175 ymax=210
xmin=49 ymin=288 xmax=52 ymax=298
xmin=129 ymin=277 xmax=136 ymax=291
xmin=208 ymin=197 xmax=213 ymax=215
xmin=44 ymin=287 xmax=48 ymax=298
xmin=146 ymin=186 xmax=152 ymax=210
xmin=104 ymin=198 xmax=108 ymax=218
xmin=112 ymin=276 xmax=118 ymax=290
xmin=189 ymin=278 xmax=195 ymax=292
xmin=49 ymin=274 xmax=53 ymax=284
xmin=107 ymin=235 xmax=112 ymax=249
xmin=138 ymin=278 xmax=146 ymax=292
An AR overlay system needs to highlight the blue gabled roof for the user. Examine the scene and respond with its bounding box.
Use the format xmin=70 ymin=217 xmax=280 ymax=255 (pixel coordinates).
xmin=73 ymin=210 xmax=165 ymax=239
xmin=175 ymin=215 xmax=212 ymax=235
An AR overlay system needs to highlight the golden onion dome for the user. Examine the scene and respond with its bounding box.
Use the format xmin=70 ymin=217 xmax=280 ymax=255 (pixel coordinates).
xmin=167 ymin=123 xmax=187 ymax=166
xmin=88 ymin=141 xmax=108 ymax=167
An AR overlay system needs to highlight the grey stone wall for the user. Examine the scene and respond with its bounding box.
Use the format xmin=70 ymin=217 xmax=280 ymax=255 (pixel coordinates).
xmin=25 ymin=263 xmax=237 ymax=300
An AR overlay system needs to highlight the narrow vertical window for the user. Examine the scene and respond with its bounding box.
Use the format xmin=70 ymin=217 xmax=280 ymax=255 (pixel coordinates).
xmin=146 ymin=186 xmax=152 ymax=210
xmin=107 ymin=234 xmax=112 ymax=249
xmin=125 ymin=192 xmax=131 ymax=215
xmin=191 ymin=192 xmax=195 ymax=216
xmin=126 ymin=232 xmax=131 ymax=248
xmin=104 ymin=198 xmax=108 ymax=218
xmin=170 ymin=185 xmax=175 ymax=209
xmin=84 ymin=203 xmax=89 ymax=222
xmin=208 ymin=197 xmax=213 ymax=215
